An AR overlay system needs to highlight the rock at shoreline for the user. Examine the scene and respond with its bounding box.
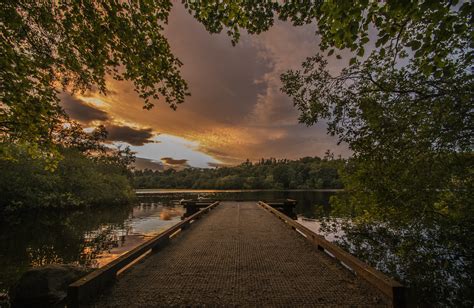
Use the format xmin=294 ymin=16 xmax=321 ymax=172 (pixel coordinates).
xmin=0 ymin=291 xmax=10 ymax=308
xmin=10 ymin=264 xmax=91 ymax=307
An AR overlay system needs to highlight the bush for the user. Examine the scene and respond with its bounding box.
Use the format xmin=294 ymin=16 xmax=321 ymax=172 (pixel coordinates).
xmin=0 ymin=144 xmax=134 ymax=212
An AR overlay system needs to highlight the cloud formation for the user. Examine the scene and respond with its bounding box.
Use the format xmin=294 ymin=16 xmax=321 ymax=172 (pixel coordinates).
xmin=60 ymin=3 xmax=350 ymax=168
xmin=105 ymin=124 xmax=155 ymax=146
xmin=161 ymin=157 xmax=188 ymax=166
xmin=60 ymin=93 xmax=109 ymax=123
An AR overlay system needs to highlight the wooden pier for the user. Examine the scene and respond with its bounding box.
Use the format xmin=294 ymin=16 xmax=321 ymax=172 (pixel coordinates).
xmin=68 ymin=201 xmax=405 ymax=307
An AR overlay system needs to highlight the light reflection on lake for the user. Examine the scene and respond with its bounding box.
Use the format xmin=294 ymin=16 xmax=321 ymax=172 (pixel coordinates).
xmin=0 ymin=190 xmax=337 ymax=292
xmin=88 ymin=203 xmax=185 ymax=267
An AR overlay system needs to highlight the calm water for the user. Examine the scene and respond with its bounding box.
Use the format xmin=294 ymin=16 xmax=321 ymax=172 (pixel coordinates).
xmin=0 ymin=190 xmax=337 ymax=292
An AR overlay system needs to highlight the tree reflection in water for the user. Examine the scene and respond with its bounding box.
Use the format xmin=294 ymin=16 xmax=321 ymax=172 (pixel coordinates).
xmin=0 ymin=205 xmax=132 ymax=290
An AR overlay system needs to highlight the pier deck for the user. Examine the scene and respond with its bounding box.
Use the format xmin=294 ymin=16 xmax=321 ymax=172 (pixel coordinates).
xmin=93 ymin=201 xmax=390 ymax=307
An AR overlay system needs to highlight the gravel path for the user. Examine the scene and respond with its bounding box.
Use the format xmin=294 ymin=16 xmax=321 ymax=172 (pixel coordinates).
xmin=94 ymin=201 xmax=389 ymax=307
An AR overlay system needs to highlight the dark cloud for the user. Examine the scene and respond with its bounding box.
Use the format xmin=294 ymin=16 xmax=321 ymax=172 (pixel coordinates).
xmin=105 ymin=124 xmax=155 ymax=146
xmin=161 ymin=157 xmax=188 ymax=165
xmin=164 ymin=5 xmax=271 ymax=124
xmin=60 ymin=93 xmax=109 ymax=123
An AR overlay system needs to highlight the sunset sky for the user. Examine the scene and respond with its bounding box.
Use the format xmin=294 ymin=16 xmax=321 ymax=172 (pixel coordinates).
xmin=61 ymin=3 xmax=351 ymax=169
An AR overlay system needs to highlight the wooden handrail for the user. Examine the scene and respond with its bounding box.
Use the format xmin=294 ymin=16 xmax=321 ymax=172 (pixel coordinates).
xmin=258 ymin=201 xmax=406 ymax=308
xmin=68 ymin=201 xmax=220 ymax=307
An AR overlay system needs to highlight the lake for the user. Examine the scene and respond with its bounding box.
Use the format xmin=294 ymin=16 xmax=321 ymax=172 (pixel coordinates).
xmin=0 ymin=190 xmax=338 ymax=293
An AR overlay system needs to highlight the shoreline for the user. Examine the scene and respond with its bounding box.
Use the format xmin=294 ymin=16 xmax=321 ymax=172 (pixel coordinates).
xmin=135 ymin=188 xmax=344 ymax=194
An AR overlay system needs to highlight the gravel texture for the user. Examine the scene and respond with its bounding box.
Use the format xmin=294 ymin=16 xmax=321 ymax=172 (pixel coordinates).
xmin=94 ymin=201 xmax=390 ymax=307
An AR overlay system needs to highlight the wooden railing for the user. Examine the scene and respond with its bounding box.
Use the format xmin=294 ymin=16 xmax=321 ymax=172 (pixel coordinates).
xmin=67 ymin=201 xmax=220 ymax=307
xmin=258 ymin=201 xmax=406 ymax=308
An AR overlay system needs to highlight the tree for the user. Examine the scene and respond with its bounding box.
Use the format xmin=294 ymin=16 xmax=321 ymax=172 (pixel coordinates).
xmin=281 ymin=49 xmax=473 ymax=305
xmin=1 ymin=1 xmax=188 ymax=151
xmin=0 ymin=114 xmax=136 ymax=212
xmin=278 ymin=2 xmax=473 ymax=306
xmin=272 ymin=164 xmax=290 ymax=189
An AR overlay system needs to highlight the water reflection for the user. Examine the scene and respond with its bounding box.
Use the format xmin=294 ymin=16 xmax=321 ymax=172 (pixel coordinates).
xmin=0 ymin=190 xmax=336 ymax=292
xmin=0 ymin=200 xmax=183 ymax=292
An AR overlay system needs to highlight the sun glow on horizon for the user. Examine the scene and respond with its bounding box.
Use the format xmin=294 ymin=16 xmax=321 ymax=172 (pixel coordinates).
xmin=120 ymin=134 xmax=222 ymax=169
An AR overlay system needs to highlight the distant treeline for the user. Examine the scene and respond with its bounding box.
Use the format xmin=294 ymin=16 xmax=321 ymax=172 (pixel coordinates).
xmin=133 ymin=156 xmax=344 ymax=190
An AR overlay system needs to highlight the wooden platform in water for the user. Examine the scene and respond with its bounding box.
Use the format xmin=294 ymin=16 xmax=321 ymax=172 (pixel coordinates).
xmin=80 ymin=201 xmax=400 ymax=307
